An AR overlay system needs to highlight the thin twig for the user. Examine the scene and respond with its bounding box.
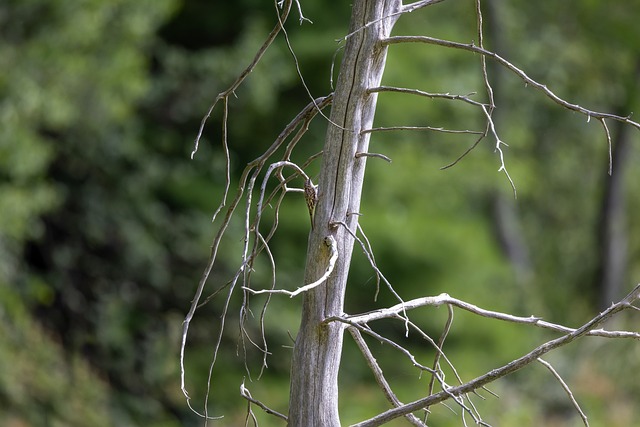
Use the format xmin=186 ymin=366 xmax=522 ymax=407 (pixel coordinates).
xmin=335 ymin=220 xmax=409 ymax=332
xmin=598 ymin=118 xmax=613 ymax=175
xmin=381 ymin=35 xmax=640 ymax=131
xmin=240 ymin=380 xmax=288 ymax=421
xmin=191 ymin=0 xmax=293 ymax=159
xmin=349 ymin=328 xmax=426 ymax=426
xmin=333 ymin=318 xmax=438 ymax=375
xmin=440 ymin=132 xmax=486 ymax=170
xmin=243 ymin=236 xmax=338 ymax=297
xmin=339 ymin=0 xmax=445 ymax=44
xmin=537 ymin=358 xmax=589 ymax=427
xmin=402 ymin=0 xmax=447 ymax=14
xmin=180 ymin=95 xmax=332 ymax=409
xmin=481 ymin=104 xmax=517 ymax=196
xmin=369 ymin=86 xmax=484 ymax=107
xmin=349 ymin=284 xmax=640 ymax=427
xmin=427 ymin=305 xmax=454 ymax=402
xmin=368 ymin=86 xmax=492 ymax=169
xmin=343 ymin=292 xmax=640 ymax=339
xmin=361 ymin=126 xmax=483 ymax=135
xmin=355 ymin=152 xmax=393 ymax=162
xmin=277 ymin=1 xmax=345 ymax=130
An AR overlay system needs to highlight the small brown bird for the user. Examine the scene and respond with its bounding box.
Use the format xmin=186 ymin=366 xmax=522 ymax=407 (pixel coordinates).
xmin=303 ymin=178 xmax=318 ymax=230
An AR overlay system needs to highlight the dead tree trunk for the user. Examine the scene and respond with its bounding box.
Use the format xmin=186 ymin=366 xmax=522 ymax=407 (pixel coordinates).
xmin=287 ymin=0 xmax=401 ymax=425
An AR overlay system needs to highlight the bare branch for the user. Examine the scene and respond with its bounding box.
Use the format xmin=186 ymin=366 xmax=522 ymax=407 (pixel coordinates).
xmin=334 ymin=220 xmax=409 ymax=330
xmin=402 ymin=0 xmax=447 ymax=15
xmin=350 ymin=284 xmax=640 ymax=426
xmin=240 ymin=380 xmax=289 ymax=421
xmin=369 ymin=85 xmax=493 ymax=170
xmin=481 ymin=104 xmax=517 ymax=196
xmin=191 ymin=0 xmax=293 ymax=159
xmin=335 ymin=318 xmax=437 ymax=375
xmin=243 ymin=236 xmax=338 ymax=297
xmin=343 ymin=292 xmax=640 ymax=339
xmin=381 ymin=36 xmax=640 ymax=131
xmin=355 ymin=152 xmax=393 ymax=162
xmin=279 ymin=0 xmax=312 ymax=25
xmin=361 ymin=125 xmax=483 ymax=135
xmin=349 ymin=328 xmax=427 ymax=427
xmin=180 ymin=94 xmax=331 ymax=408
xmin=211 ymin=98 xmax=231 ymax=224
xmin=426 ymin=305 xmax=454 ymax=402
xmin=598 ymin=118 xmax=613 ymax=176
xmin=339 ymin=0 xmax=446 ymax=46
xmin=537 ymin=358 xmax=589 ymax=427
xmin=475 ymin=0 xmax=495 ymax=111
xmin=277 ymin=1 xmax=346 ymax=130
xmin=440 ymin=133 xmax=485 ymax=170
xmin=369 ymin=86 xmax=484 ymax=107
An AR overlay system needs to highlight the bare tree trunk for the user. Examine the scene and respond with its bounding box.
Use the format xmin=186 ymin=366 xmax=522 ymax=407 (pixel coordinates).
xmin=287 ymin=0 xmax=401 ymax=425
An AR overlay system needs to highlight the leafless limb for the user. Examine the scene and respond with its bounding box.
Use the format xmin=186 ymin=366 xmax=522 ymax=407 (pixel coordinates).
xmin=240 ymin=380 xmax=289 ymax=422
xmin=343 ymin=291 xmax=640 ymax=339
xmin=251 ymin=233 xmax=277 ymax=378
xmin=180 ymin=93 xmax=332 ymax=411
xmin=349 ymin=328 xmax=427 ymax=427
xmin=184 ymin=1 xmax=640 ymax=424
xmin=361 ymin=125 xmax=483 ymax=135
xmin=537 ymin=358 xmax=589 ymax=427
xmin=331 ymin=317 xmax=437 ymax=375
xmin=440 ymin=133 xmax=486 ymax=170
xmin=379 ymin=32 xmax=640 ymax=186
xmin=339 ymin=0 xmax=445 ymax=44
xmin=368 ymin=86 xmax=483 ymax=107
xmin=475 ymin=0 xmax=494 ymax=113
xmin=473 ymin=0 xmax=517 ymax=196
xmin=355 ymin=152 xmax=393 ymax=162
xmin=598 ymin=118 xmax=613 ymax=175
xmin=277 ymin=0 xmax=312 ymax=25
xmin=380 ymin=35 xmax=640 ymax=131
xmin=426 ymin=304 xmax=454 ymax=411
xmin=243 ymin=236 xmax=338 ymax=297
xmin=402 ymin=0 xmax=448 ymax=14
xmin=481 ymin=103 xmax=517 ymax=195
xmin=191 ymin=0 xmax=293 ymax=159
xmin=349 ymin=284 xmax=640 ymax=427
xmin=334 ymin=220 xmax=409 ymax=329
xmin=276 ymin=0 xmax=344 ymax=129
xmin=332 ymin=314 xmax=480 ymax=422
xmin=367 ymin=86 xmax=501 ymax=173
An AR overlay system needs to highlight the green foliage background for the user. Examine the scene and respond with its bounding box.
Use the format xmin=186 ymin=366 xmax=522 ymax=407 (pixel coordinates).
xmin=1 ymin=0 xmax=639 ymax=426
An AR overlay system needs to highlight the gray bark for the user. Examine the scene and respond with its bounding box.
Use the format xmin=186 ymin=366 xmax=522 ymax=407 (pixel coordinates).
xmin=287 ymin=0 xmax=401 ymax=425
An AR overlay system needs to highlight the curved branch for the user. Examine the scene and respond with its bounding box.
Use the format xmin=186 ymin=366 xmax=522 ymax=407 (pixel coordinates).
xmin=361 ymin=125 xmax=483 ymax=135
xmin=342 ymin=291 xmax=640 ymax=339
xmin=180 ymin=94 xmax=332 ymax=407
xmin=191 ymin=0 xmax=294 ymax=158
xmin=537 ymin=358 xmax=589 ymax=427
xmin=381 ymin=35 xmax=640 ymax=131
xmin=243 ymin=235 xmax=338 ymax=298
xmin=350 ymin=284 xmax=640 ymax=427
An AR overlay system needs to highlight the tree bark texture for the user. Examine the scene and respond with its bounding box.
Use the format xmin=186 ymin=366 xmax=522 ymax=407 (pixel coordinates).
xmin=287 ymin=1 xmax=400 ymax=425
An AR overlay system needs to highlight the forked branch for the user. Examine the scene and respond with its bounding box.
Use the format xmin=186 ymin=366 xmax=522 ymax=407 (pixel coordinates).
xmin=381 ymin=35 xmax=640 ymax=131
xmin=349 ymin=284 xmax=640 ymax=427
